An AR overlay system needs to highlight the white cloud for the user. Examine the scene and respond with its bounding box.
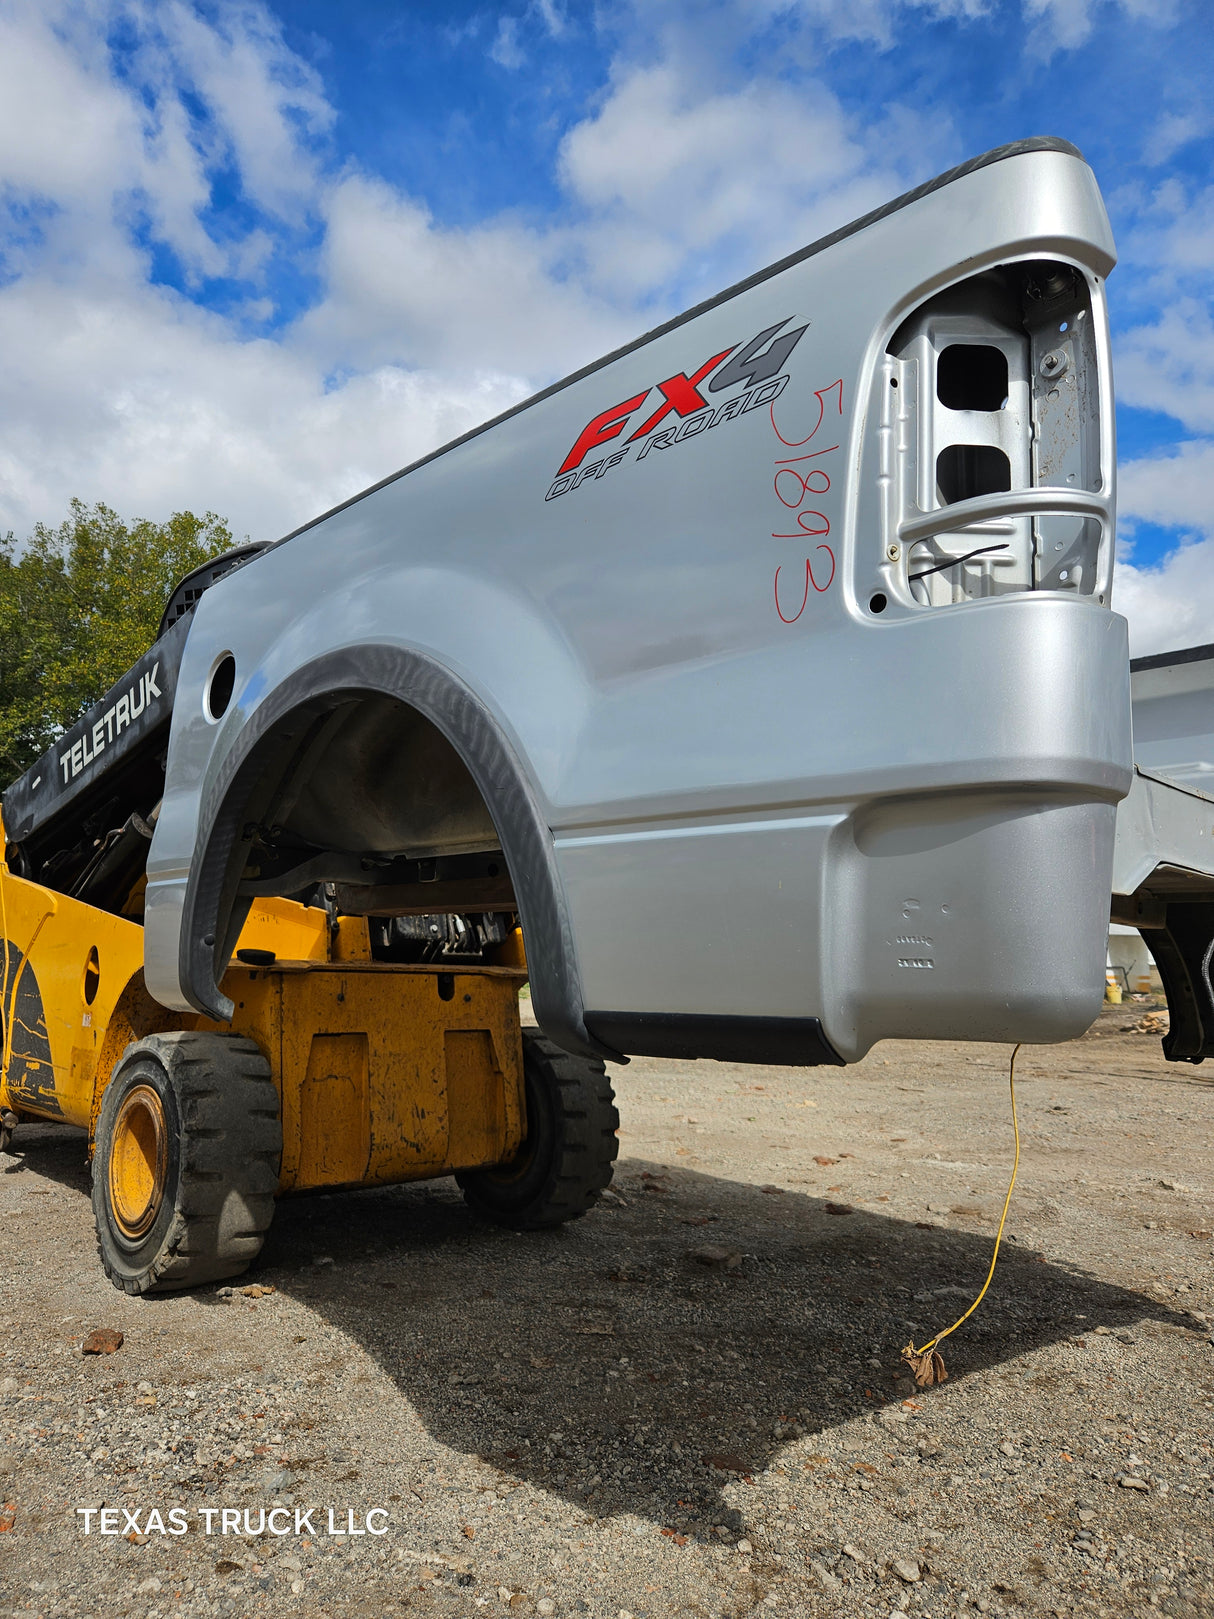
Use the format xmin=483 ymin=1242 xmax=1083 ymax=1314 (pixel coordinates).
xmin=1114 ymin=441 xmax=1214 ymax=656
xmin=145 ymin=0 xmax=332 ymax=219
xmin=0 ymin=267 xmax=534 ymax=544
xmin=0 ymin=0 xmax=956 ymax=549
xmin=1116 ymin=303 xmax=1214 ymax=436
xmin=489 ymin=16 xmax=525 ymax=71
xmin=739 ymin=0 xmax=990 ymax=48
xmin=1023 ymin=0 xmax=1175 ymax=54
xmin=1143 ymin=109 xmax=1212 ymax=167
xmin=559 ymin=61 xmax=941 ymax=302
xmin=1116 ymin=538 xmax=1214 ymax=658
xmin=1120 ymin=440 xmax=1214 ymax=533
xmin=300 ymin=172 xmax=630 ymax=378
xmin=0 ymin=0 xmax=553 ymax=542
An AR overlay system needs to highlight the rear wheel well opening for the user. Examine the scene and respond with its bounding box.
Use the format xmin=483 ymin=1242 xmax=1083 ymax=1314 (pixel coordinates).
xmin=178 ymin=647 xmax=615 ymax=1063
xmin=202 ymin=690 xmax=515 ymax=971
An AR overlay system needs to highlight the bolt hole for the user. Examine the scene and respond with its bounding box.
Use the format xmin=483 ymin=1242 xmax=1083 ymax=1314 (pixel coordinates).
xmin=437 ymin=973 xmax=455 ymax=1002
xmin=869 ymin=592 xmax=888 ymax=615
xmin=890 ymin=376 xmax=898 ymax=388
xmin=205 ymin=654 xmax=236 ymax=722
xmin=83 ymin=947 xmax=100 ymax=1005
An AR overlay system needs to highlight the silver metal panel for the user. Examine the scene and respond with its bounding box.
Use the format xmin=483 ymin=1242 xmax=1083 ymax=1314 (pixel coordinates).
xmin=1130 ymin=651 xmax=1214 ymax=796
xmin=144 ymin=143 xmax=1131 ymax=1057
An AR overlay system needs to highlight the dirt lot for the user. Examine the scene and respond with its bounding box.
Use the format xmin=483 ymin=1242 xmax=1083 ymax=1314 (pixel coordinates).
xmin=1 ymin=1003 xmax=1212 ymax=1619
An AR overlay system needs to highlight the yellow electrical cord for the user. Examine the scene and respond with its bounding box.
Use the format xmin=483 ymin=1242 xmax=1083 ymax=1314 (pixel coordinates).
xmin=903 ymin=1042 xmax=1021 ymax=1373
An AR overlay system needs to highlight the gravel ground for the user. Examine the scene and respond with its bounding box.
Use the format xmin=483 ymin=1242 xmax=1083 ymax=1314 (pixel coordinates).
xmin=1 ymin=1002 xmax=1212 ymax=1619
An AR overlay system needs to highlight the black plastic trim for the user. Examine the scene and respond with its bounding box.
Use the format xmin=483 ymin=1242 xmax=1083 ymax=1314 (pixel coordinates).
xmin=178 ymin=645 xmax=621 ymax=1065
xmin=1145 ymin=902 xmax=1214 ymax=1064
xmin=585 ymin=1012 xmax=845 ymax=1067
xmin=267 ymin=139 xmax=1083 ymax=555
xmin=1131 ymin=642 xmax=1214 ymax=674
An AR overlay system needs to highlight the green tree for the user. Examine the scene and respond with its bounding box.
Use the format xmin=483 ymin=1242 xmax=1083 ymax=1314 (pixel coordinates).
xmin=0 ymin=500 xmax=234 ymax=782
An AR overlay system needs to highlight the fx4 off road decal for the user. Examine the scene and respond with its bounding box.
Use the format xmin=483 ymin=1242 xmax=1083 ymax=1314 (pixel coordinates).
xmin=545 ymin=317 xmax=808 ymax=502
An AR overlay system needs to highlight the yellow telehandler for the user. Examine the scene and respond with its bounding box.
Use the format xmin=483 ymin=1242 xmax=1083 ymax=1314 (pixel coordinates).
xmin=0 ymin=553 xmax=618 ymax=1293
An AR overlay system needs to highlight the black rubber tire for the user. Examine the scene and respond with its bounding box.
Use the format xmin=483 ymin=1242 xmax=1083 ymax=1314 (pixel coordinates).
xmin=456 ymin=1031 xmax=618 ymax=1229
xmin=92 ymin=1032 xmax=281 ymax=1295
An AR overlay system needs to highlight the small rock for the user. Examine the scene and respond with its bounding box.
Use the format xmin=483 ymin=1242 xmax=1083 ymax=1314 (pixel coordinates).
xmin=810 ymin=1558 xmax=841 ymax=1591
xmin=891 ymin=1557 xmax=921 ymax=1583
xmin=1077 ymin=1508 xmax=1096 ymax=1524
xmin=690 ymin=1246 xmax=742 ymax=1270
xmin=736 ymin=1539 xmax=753 ymax=1555
xmin=462 ymin=1523 xmax=475 ymax=1538
xmin=241 ymin=1283 xmax=276 ymax=1297
xmin=999 ymin=1441 xmax=1017 ymax=1456
xmin=312 ymin=1255 xmax=334 ymax=1267
xmin=216 ymin=1287 xmax=234 ymax=1298
xmin=290 ymin=1578 xmax=304 ymax=1595
xmin=1118 ymin=1475 xmax=1150 ymax=1491
xmin=82 ymin=1328 xmax=124 ymax=1355
xmin=0 ymin=1378 xmax=16 ymax=1397
xmin=136 ymin=1577 xmax=162 ymax=1594
xmin=538 ymin=1602 xmax=556 ymax=1616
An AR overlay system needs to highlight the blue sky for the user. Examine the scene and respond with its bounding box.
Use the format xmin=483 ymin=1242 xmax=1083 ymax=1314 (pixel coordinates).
xmin=0 ymin=0 xmax=1211 ymax=652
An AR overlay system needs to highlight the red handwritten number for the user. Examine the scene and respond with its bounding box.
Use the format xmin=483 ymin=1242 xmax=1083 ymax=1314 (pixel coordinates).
xmin=774 ymin=467 xmax=829 ymax=507
xmin=772 ymin=511 xmax=830 ymax=538
xmin=768 ymin=377 xmax=843 ymax=621
xmin=774 ymin=548 xmax=836 ymax=622
xmin=770 ymin=377 xmax=843 ymax=448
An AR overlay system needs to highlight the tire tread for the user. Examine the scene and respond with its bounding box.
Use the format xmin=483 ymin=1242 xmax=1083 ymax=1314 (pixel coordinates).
xmin=92 ymin=1031 xmax=281 ymax=1295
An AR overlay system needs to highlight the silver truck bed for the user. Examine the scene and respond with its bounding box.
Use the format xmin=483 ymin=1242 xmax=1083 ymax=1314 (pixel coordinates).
xmin=1113 ymin=645 xmax=1214 ymax=1061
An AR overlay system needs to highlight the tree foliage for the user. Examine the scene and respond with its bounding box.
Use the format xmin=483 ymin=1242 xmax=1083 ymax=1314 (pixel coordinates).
xmin=0 ymin=500 xmax=234 ymax=783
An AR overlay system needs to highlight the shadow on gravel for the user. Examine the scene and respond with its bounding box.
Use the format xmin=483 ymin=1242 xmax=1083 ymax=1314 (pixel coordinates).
xmin=9 ymin=1122 xmax=1198 ymax=1534
xmin=250 ymin=1155 xmax=1193 ymax=1532
xmin=3 ymin=1121 xmax=90 ymax=1186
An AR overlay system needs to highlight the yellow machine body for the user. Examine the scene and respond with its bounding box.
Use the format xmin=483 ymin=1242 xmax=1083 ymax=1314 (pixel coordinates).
xmin=0 ymin=853 xmax=528 ymax=1193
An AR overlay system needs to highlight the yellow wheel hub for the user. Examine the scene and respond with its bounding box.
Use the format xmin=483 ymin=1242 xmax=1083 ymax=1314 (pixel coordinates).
xmin=108 ymin=1084 xmax=167 ymax=1239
